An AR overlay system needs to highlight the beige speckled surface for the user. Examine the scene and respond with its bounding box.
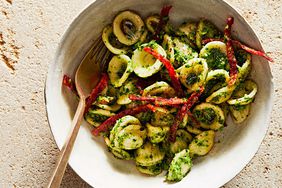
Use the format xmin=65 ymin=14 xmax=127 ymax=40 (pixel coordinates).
xmin=0 ymin=0 xmax=281 ymax=187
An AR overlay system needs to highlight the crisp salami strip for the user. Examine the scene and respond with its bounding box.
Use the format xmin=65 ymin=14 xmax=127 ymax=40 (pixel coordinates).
xmin=224 ymin=17 xmax=238 ymax=86
xmin=85 ymin=73 xmax=109 ymax=114
xmin=169 ymin=103 xmax=188 ymax=142
xmin=202 ymin=38 xmax=273 ymax=62
xmin=231 ymin=40 xmax=273 ymax=62
xmin=62 ymin=75 xmax=77 ymax=94
xmin=169 ymin=87 xmax=204 ymax=142
xmin=129 ymin=95 xmax=187 ymax=106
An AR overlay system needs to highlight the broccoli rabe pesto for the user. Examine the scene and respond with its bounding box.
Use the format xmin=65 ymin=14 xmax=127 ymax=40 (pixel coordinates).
xmin=166 ymin=149 xmax=192 ymax=182
xmin=194 ymin=108 xmax=217 ymax=124
xmin=84 ymin=8 xmax=258 ymax=183
xmin=186 ymin=73 xmax=199 ymax=85
xmin=87 ymin=113 xmax=109 ymax=122
xmin=202 ymin=48 xmax=228 ymax=69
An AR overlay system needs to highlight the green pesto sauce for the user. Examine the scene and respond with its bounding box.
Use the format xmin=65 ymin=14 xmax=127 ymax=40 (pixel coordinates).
xmin=166 ymin=149 xmax=192 ymax=182
xmin=211 ymin=91 xmax=229 ymax=102
xmin=117 ymin=63 xmax=127 ymax=78
xmin=233 ymin=104 xmax=248 ymax=111
xmin=202 ymin=76 xmax=226 ymax=98
xmin=137 ymin=111 xmax=152 ymax=123
xmin=186 ymin=73 xmax=199 ymax=85
xmin=117 ymin=132 xmax=141 ymax=149
xmin=119 ymin=83 xmax=138 ymax=95
xmin=109 ymin=147 xmax=132 ymax=160
xmin=137 ymin=163 xmax=162 ymax=175
xmin=194 ymin=138 xmax=209 ymax=147
xmin=146 ymin=40 xmax=159 ymax=49
xmin=86 ymin=113 xmax=109 ymax=122
xmin=200 ymin=20 xmax=222 ymax=39
xmin=170 ymin=141 xmax=187 ymax=154
xmin=151 ymin=163 xmax=162 ymax=174
xmin=159 ymin=114 xmax=174 ymax=124
xmin=149 ymin=132 xmax=166 ymax=143
xmin=204 ymin=48 xmax=228 ymax=69
xmin=174 ymin=48 xmax=197 ymax=67
xmin=194 ymin=108 xmax=216 ymax=125
xmin=117 ymin=133 xmax=129 ymax=145
xmin=235 ymin=49 xmax=248 ymax=66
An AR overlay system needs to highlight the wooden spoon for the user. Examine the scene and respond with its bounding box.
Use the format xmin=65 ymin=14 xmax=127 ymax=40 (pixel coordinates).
xmin=48 ymin=38 xmax=111 ymax=188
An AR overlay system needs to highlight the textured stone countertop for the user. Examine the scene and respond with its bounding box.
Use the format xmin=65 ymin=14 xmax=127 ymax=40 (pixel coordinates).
xmin=0 ymin=0 xmax=281 ymax=187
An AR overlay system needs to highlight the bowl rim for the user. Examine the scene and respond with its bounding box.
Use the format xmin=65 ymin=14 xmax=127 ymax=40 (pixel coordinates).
xmin=44 ymin=0 xmax=274 ymax=187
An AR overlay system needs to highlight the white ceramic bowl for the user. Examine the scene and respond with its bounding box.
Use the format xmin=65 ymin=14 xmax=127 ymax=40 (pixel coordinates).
xmin=45 ymin=0 xmax=274 ymax=187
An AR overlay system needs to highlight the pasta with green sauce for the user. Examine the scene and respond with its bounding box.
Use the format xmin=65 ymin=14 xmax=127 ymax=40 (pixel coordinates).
xmin=80 ymin=5 xmax=266 ymax=183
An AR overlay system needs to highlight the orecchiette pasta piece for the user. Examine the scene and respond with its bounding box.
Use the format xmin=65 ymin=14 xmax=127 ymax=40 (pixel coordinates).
xmin=109 ymin=115 xmax=141 ymax=145
xmin=201 ymin=69 xmax=229 ymax=99
xmin=85 ymin=109 xmax=115 ymax=127
xmin=136 ymin=163 xmax=163 ymax=176
xmin=146 ymin=123 xmax=170 ymax=144
xmin=166 ymin=149 xmax=192 ymax=182
xmin=199 ymin=41 xmax=228 ymax=70
xmin=150 ymin=107 xmax=175 ymax=127
xmin=206 ymin=84 xmax=236 ymax=104
xmin=205 ymin=69 xmax=230 ymax=83
xmin=142 ymin=81 xmax=175 ymax=98
xmin=132 ymin=42 xmax=166 ymax=78
xmin=186 ymin=115 xmax=203 ymax=135
xmin=173 ymin=38 xmax=198 ymax=68
xmin=113 ymin=11 xmax=144 ymax=45
xmin=189 ymin=130 xmax=215 ymax=157
xmin=108 ymin=55 xmax=133 ymax=87
xmin=236 ymin=50 xmax=252 ymax=81
xmin=179 ymin=58 xmax=208 ymax=93
xmin=227 ymin=80 xmax=257 ymax=106
xmin=113 ymin=124 xmax=146 ymax=150
xmin=110 ymin=115 xmax=146 ymax=150
xmin=104 ymin=137 xmax=132 ymax=160
xmin=95 ymin=103 xmax=121 ymax=112
xmin=117 ymin=79 xmax=139 ymax=105
xmin=196 ymin=19 xmax=222 ymax=49
xmin=186 ymin=125 xmax=202 ymax=135
xmin=145 ymin=14 xmax=172 ymax=35
xmin=229 ymin=104 xmax=251 ymax=124
xmin=102 ymin=25 xmax=128 ymax=54
xmin=169 ymin=129 xmax=193 ymax=155
xmin=193 ymin=103 xmax=225 ymax=131
xmin=162 ymin=34 xmax=175 ymax=64
xmin=145 ymin=14 xmax=160 ymax=34
xmin=135 ymin=141 xmax=165 ymax=166
xmin=177 ymin=21 xmax=197 ymax=47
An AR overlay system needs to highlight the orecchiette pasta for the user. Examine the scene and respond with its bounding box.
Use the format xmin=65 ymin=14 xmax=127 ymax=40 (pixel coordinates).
xmin=77 ymin=8 xmax=265 ymax=183
xmin=179 ymin=58 xmax=208 ymax=93
xmin=110 ymin=115 xmax=146 ymax=150
xmin=135 ymin=141 xmax=165 ymax=166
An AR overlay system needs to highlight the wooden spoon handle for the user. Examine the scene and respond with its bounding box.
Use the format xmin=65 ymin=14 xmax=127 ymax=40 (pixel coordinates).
xmin=48 ymin=99 xmax=85 ymax=188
